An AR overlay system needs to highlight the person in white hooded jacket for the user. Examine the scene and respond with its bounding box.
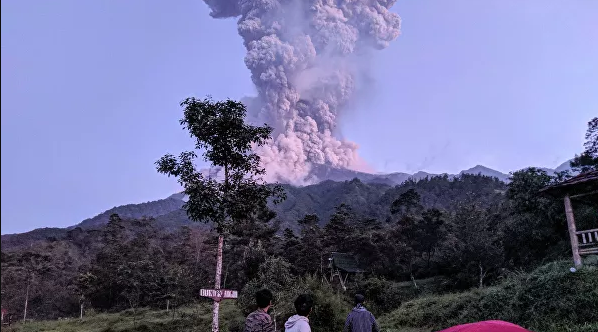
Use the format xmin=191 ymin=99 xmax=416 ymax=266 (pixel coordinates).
xmin=284 ymin=294 xmax=314 ymax=332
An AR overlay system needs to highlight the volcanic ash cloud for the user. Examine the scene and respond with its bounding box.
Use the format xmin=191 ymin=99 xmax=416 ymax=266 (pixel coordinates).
xmin=203 ymin=0 xmax=401 ymax=183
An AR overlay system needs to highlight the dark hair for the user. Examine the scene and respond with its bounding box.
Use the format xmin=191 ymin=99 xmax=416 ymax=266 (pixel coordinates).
xmin=354 ymin=294 xmax=365 ymax=305
xmin=294 ymin=294 xmax=314 ymax=316
xmin=255 ymin=289 xmax=273 ymax=309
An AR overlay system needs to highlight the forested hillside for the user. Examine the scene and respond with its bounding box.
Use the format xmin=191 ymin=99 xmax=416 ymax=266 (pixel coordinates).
xmin=2 ymin=169 xmax=596 ymax=326
xmin=0 ymin=173 xmax=506 ymax=251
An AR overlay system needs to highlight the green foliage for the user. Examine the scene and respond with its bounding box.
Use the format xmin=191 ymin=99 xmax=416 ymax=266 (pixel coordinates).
xmin=238 ymin=258 xmax=350 ymax=332
xmin=503 ymin=168 xmax=567 ymax=265
xmin=238 ymin=257 xmax=301 ymax=325
xmin=440 ymin=204 xmax=504 ymax=289
xmin=155 ymin=97 xmax=285 ymax=233
xmin=571 ymin=117 xmax=598 ymax=172
xmin=390 ymin=189 xmax=423 ymax=217
xmin=3 ymin=303 xmax=243 ymax=332
xmin=350 ymin=277 xmax=418 ymax=314
xmin=380 ymin=261 xmax=598 ymax=332
xmin=1 ymin=170 xmax=595 ymax=324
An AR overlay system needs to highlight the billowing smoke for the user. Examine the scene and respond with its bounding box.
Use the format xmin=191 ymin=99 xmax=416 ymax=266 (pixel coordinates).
xmin=203 ymin=0 xmax=401 ymax=183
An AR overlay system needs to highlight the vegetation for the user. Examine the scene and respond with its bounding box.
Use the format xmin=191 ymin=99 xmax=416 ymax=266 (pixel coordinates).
xmin=3 ymin=262 xmax=597 ymax=332
xmin=1 ymin=108 xmax=597 ymax=332
xmin=380 ymin=261 xmax=598 ymax=332
xmin=1 ymin=302 xmax=244 ymax=332
xmin=154 ymin=96 xmax=285 ymax=330
xmin=571 ymin=117 xmax=598 ymax=173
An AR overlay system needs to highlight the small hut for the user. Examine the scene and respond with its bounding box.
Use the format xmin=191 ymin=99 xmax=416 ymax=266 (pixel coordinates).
xmin=327 ymin=252 xmax=364 ymax=291
xmin=540 ymin=170 xmax=598 ymax=267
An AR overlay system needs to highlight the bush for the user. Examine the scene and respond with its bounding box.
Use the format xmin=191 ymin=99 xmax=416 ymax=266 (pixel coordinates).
xmin=238 ymin=257 xmax=351 ymax=332
xmin=380 ymin=261 xmax=598 ymax=332
xmin=349 ymin=275 xmax=448 ymax=315
xmin=303 ymin=276 xmax=350 ymax=332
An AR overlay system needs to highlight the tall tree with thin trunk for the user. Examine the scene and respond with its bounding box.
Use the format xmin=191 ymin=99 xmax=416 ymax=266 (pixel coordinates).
xmin=156 ymin=97 xmax=285 ymax=332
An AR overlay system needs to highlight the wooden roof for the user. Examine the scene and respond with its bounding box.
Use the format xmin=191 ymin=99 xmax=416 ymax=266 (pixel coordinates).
xmin=540 ymin=170 xmax=598 ymax=198
xmin=330 ymin=252 xmax=364 ymax=273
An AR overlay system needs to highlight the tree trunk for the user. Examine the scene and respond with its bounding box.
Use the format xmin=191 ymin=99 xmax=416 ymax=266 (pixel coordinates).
xmin=426 ymin=249 xmax=433 ymax=269
xmin=408 ymin=259 xmax=419 ymax=290
xmin=23 ymin=274 xmax=32 ymax=322
xmin=410 ymin=272 xmax=419 ymax=290
xmin=212 ymin=235 xmax=224 ymax=332
xmin=478 ymin=262 xmax=486 ymax=289
xmin=80 ymin=302 xmax=84 ymax=319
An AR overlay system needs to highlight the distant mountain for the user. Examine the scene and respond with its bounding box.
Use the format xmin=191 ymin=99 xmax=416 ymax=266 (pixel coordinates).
xmin=307 ymin=160 xmax=574 ymax=185
xmin=1 ymin=162 xmax=573 ymax=250
xmin=459 ymin=165 xmax=510 ymax=182
xmin=78 ymin=193 xmax=186 ymax=228
xmin=1 ymin=193 xmax=190 ymax=251
xmin=555 ymin=159 xmax=574 ymax=173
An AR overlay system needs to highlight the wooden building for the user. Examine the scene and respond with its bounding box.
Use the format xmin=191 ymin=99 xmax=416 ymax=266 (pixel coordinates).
xmin=540 ymin=170 xmax=598 ymax=267
xmin=327 ymin=252 xmax=364 ymax=291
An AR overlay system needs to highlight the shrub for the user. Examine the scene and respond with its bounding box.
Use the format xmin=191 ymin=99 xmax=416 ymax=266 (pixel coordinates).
xmin=380 ymin=261 xmax=598 ymax=332
xmin=238 ymin=257 xmax=351 ymax=332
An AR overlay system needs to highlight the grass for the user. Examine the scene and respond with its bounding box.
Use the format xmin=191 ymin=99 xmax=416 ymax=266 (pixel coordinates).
xmin=3 ymin=302 xmax=243 ymax=332
xmin=5 ymin=261 xmax=597 ymax=332
xmin=379 ymin=261 xmax=598 ymax=332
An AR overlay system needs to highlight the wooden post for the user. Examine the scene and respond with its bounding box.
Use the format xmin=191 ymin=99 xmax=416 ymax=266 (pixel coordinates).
xmin=564 ymin=195 xmax=582 ymax=267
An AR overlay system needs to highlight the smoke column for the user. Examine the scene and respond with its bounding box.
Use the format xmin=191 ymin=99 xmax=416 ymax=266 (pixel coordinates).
xmin=202 ymin=0 xmax=401 ymax=183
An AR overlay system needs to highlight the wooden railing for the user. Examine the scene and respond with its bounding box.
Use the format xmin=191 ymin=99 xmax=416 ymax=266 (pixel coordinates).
xmin=577 ymin=228 xmax=598 ymax=255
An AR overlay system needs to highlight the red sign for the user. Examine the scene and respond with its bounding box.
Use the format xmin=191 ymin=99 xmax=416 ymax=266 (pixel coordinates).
xmin=200 ymin=289 xmax=238 ymax=302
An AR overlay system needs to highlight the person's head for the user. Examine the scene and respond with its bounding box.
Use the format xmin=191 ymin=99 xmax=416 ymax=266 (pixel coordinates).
xmin=354 ymin=294 xmax=365 ymax=306
xmin=294 ymin=294 xmax=314 ymax=317
xmin=255 ymin=289 xmax=273 ymax=310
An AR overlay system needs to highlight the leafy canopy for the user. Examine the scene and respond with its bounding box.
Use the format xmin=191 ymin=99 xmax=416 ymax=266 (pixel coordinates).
xmin=156 ymin=97 xmax=285 ymax=233
xmin=571 ymin=117 xmax=598 ymax=172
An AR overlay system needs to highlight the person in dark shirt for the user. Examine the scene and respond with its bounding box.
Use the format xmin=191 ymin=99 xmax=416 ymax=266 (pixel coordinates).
xmin=344 ymin=294 xmax=380 ymax=332
xmin=244 ymin=289 xmax=275 ymax=332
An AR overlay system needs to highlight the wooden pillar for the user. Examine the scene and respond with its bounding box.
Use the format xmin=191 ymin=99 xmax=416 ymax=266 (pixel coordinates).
xmin=564 ymin=195 xmax=582 ymax=267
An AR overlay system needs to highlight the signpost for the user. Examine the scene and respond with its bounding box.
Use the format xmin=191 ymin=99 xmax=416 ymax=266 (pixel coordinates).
xmin=200 ymin=289 xmax=238 ymax=302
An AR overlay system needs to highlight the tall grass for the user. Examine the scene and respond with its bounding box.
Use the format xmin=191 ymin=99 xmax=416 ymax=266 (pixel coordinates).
xmin=380 ymin=261 xmax=598 ymax=332
xmin=3 ymin=302 xmax=243 ymax=332
xmin=5 ymin=261 xmax=596 ymax=332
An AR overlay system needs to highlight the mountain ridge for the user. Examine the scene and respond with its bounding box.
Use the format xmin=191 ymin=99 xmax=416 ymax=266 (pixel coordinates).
xmin=1 ymin=162 xmax=573 ymax=244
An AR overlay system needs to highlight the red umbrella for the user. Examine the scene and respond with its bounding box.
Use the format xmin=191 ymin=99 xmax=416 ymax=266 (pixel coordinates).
xmin=437 ymin=320 xmax=532 ymax=332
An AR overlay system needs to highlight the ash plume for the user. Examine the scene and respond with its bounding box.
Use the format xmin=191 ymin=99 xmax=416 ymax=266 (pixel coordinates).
xmin=202 ymin=0 xmax=401 ymax=183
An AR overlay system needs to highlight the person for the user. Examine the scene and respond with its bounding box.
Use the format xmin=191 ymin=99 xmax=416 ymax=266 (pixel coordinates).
xmin=344 ymin=294 xmax=380 ymax=332
xmin=284 ymin=294 xmax=314 ymax=332
xmin=244 ymin=289 xmax=275 ymax=332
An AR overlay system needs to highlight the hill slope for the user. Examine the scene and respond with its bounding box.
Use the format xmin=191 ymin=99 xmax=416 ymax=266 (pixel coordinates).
xmin=2 ymin=161 xmax=573 ymax=249
xmin=1 ymin=172 xmax=509 ymax=251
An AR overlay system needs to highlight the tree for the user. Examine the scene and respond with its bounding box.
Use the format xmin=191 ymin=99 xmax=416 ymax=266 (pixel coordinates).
xmin=294 ymin=214 xmax=324 ymax=276
xmin=323 ymin=204 xmax=356 ymax=252
xmin=503 ymin=168 xmax=565 ymax=266
xmin=155 ymin=97 xmax=285 ymax=332
xmin=390 ymin=189 xmax=423 ymax=217
xmin=415 ymin=208 xmax=446 ymax=269
xmin=75 ymin=272 xmax=97 ymax=319
xmin=571 ymin=117 xmax=598 ymax=172
xmin=441 ymin=204 xmax=504 ymax=289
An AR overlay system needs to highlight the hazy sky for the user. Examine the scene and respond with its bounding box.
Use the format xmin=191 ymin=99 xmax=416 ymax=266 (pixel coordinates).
xmin=1 ymin=1 xmax=596 ymax=234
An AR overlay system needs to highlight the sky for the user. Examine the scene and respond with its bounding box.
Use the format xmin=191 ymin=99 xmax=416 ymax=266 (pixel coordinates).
xmin=1 ymin=0 xmax=596 ymax=234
